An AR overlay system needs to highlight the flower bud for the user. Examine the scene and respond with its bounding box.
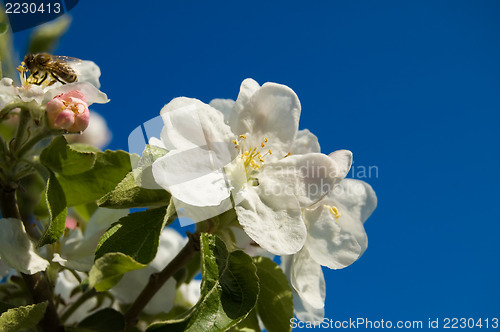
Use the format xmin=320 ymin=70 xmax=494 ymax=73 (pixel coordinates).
xmin=46 ymin=91 xmax=90 ymax=132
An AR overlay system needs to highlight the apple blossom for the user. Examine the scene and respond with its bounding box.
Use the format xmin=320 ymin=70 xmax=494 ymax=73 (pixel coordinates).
xmin=152 ymin=79 xmax=352 ymax=256
xmin=282 ymin=144 xmax=377 ymax=321
xmin=46 ymin=90 xmax=90 ymax=132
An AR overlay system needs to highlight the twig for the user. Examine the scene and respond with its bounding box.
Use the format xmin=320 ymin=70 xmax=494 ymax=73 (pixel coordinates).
xmin=124 ymin=232 xmax=201 ymax=330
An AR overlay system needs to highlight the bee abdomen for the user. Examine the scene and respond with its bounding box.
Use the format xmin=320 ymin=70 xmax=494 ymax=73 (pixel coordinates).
xmin=52 ymin=63 xmax=78 ymax=83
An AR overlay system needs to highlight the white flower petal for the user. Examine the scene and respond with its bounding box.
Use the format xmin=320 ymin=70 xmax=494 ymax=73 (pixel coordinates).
xmin=152 ymin=149 xmax=231 ymax=207
xmin=59 ymin=209 xmax=129 ymax=271
xmin=304 ymin=204 xmax=363 ymax=269
xmin=329 ymin=178 xmax=377 ymax=224
xmin=235 ymin=82 xmax=301 ymax=158
xmin=174 ymin=196 xmax=234 ymax=226
xmin=54 ymin=270 xmax=111 ymax=325
xmin=0 ymin=78 xmax=17 ymax=109
xmin=291 ymin=129 xmax=321 ymax=154
xmin=17 ymin=85 xmax=44 ymax=104
xmin=43 ymin=82 xmax=109 ymax=106
xmin=290 ymin=248 xmax=326 ymax=310
xmin=231 ymin=226 xmax=274 ymax=259
xmin=209 ymin=98 xmax=235 ymax=124
xmin=0 ymin=78 xmax=44 ymax=108
xmin=54 ymin=270 xmax=78 ymax=301
xmin=304 ymin=179 xmax=376 ymax=269
xmin=70 ymin=60 xmax=102 ymax=88
xmin=178 ymin=279 xmax=202 ymax=307
xmin=159 ymin=97 xmax=234 ymax=151
xmin=328 ymin=150 xmax=353 ymax=180
xmin=235 ymin=186 xmax=306 ymax=255
xmin=293 ymin=291 xmax=325 ymax=323
xmin=233 ymin=78 xmax=260 ymax=116
xmin=149 ymin=136 xmax=166 ymax=149
xmin=0 ymin=218 xmax=50 ymax=274
xmin=260 ymin=153 xmax=345 ymax=208
xmin=83 ymin=208 xmax=129 ymax=246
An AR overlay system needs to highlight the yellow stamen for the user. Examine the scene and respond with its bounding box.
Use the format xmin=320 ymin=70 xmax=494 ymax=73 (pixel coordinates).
xmin=239 ymin=135 xmax=247 ymax=139
xmin=325 ymin=205 xmax=341 ymax=221
xmin=284 ymin=152 xmax=291 ymax=158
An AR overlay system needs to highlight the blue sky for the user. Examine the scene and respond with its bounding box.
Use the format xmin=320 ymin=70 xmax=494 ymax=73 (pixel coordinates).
xmin=11 ymin=0 xmax=500 ymax=329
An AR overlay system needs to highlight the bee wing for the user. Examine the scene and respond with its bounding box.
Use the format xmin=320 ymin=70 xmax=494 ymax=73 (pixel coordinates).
xmin=50 ymin=55 xmax=83 ymax=65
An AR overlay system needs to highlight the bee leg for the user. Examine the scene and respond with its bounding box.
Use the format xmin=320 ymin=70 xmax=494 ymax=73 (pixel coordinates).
xmin=37 ymin=72 xmax=48 ymax=85
xmin=28 ymin=70 xmax=42 ymax=84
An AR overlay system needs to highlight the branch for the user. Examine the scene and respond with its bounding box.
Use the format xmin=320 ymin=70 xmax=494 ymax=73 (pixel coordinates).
xmin=124 ymin=232 xmax=201 ymax=330
xmin=0 ymin=185 xmax=65 ymax=332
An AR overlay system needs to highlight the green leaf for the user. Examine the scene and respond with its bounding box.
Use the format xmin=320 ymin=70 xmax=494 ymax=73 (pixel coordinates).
xmin=0 ymin=302 xmax=48 ymax=332
xmin=77 ymin=308 xmax=125 ymax=332
xmin=68 ymin=143 xmax=102 ymax=153
xmin=147 ymin=233 xmax=259 ymax=332
xmin=137 ymin=144 xmax=168 ymax=168
xmin=229 ymin=310 xmax=261 ymax=332
xmin=57 ymin=150 xmax=132 ymax=206
xmin=28 ymin=15 xmax=71 ymax=54
xmin=95 ymin=206 xmax=172 ymax=264
xmin=38 ymin=172 xmax=67 ymax=247
xmin=41 ymin=136 xmax=96 ymax=175
xmin=88 ymin=253 xmax=145 ymax=292
xmin=254 ymin=257 xmax=293 ymax=332
xmin=98 ymin=170 xmax=170 ymax=209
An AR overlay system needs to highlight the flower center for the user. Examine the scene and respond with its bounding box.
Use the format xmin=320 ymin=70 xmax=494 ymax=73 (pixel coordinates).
xmin=232 ymin=135 xmax=272 ymax=172
xmin=325 ymin=205 xmax=341 ymax=221
xmin=62 ymin=99 xmax=84 ymax=114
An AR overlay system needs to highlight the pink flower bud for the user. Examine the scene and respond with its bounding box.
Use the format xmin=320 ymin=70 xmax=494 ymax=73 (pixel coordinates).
xmin=64 ymin=216 xmax=78 ymax=230
xmin=46 ymin=91 xmax=90 ymax=132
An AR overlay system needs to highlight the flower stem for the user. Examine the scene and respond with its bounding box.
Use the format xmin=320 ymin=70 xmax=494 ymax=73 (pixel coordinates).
xmin=11 ymin=108 xmax=30 ymax=153
xmin=0 ymin=102 xmax=26 ymax=121
xmin=124 ymin=232 xmax=201 ymax=330
xmin=0 ymin=185 xmax=65 ymax=332
xmin=14 ymin=126 xmax=58 ymax=158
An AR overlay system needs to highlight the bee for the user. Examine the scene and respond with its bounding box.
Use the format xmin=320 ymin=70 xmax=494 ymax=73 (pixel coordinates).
xmin=19 ymin=53 xmax=80 ymax=86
